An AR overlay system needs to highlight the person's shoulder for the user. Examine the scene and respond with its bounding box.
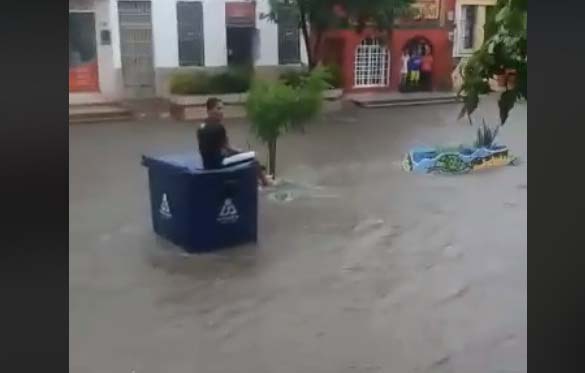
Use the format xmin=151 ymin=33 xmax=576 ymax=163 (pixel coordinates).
xmin=197 ymin=122 xmax=207 ymax=134
xmin=203 ymin=119 xmax=224 ymax=128
xmin=199 ymin=120 xmax=219 ymax=130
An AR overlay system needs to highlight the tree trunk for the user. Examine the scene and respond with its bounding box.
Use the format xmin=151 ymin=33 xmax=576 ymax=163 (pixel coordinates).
xmin=312 ymin=30 xmax=324 ymax=68
xmin=298 ymin=4 xmax=316 ymax=70
xmin=268 ymin=139 xmax=277 ymax=178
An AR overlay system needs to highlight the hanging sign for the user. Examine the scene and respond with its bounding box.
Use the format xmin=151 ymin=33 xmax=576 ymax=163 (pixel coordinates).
xmin=412 ymin=0 xmax=441 ymax=20
xmin=225 ymin=2 xmax=256 ymax=28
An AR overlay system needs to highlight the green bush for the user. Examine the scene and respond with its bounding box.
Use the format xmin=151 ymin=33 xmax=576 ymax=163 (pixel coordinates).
xmin=323 ymin=64 xmax=344 ymax=89
xmin=209 ymin=69 xmax=251 ymax=93
xmin=246 ymin=67 xmax=329 ymax=176
xmin=279 ymin=69 xmax=310 ymax=88
xmin=169 ymin=68 xmax=252 ymax=95
xmin=279 ymin=65 xmax=342 ymax=89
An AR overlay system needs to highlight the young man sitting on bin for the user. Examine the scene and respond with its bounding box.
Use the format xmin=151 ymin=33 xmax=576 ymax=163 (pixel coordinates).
xmin=197 ymin=97 xmax=273 ymax=187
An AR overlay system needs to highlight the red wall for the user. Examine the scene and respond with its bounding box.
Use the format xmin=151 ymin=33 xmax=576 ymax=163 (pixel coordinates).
xmin=390 ymin=29 xmax=453 ymax=91
xmin=319 ymin=27 xmax=453 ymax=92
xmin=315 ymin=0 xmax=457 ymax=92
xmin=321 ymin=28 xmax=390 ymax=91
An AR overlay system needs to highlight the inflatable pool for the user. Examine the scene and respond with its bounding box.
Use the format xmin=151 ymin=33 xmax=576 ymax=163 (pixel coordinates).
xmin=402 ymin=144 xmax=517 ymax=174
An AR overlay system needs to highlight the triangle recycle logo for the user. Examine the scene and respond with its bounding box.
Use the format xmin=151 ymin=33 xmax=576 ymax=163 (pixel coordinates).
xmin=159 ymin=193 xmax=172 ymax=219
xmin=217 ymin=198 xmax=239 ymax=224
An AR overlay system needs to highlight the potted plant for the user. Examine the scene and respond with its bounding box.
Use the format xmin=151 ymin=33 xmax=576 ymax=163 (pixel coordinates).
xmin=403 ymin=119 xmax=515 ymax=174
xmin=495 ymin=66 xmax=507 ymax=87
xmin=505 ymin=68 xmax=517 ymax=89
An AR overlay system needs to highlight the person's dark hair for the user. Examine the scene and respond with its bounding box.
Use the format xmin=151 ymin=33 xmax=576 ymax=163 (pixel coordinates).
xmin=206 ymin=97 xmax=222 ymax=111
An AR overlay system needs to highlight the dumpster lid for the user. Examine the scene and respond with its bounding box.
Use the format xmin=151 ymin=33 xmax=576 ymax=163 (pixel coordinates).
xmin=142 ymin=152 xmax=254 ymax=174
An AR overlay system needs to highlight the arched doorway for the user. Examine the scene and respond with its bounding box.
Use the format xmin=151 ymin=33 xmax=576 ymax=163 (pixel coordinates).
xmin=354 ymin=38 xmax=390 ymax=88
xmin=400 ymin=37 xmax=434 ymax=92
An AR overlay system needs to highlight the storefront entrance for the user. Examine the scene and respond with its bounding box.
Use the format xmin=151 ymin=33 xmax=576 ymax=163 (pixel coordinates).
xmin=400 ymin=37 xmax=434 ymax=92
xmin=69 ymin=12 xmax=99 ymax=92
xmin=225 ymin=2 xmax=257 ymax=67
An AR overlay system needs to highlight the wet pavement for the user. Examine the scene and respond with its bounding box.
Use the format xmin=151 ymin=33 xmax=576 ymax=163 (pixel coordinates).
xmin=70 ymin=97 xmax=527 ymax=373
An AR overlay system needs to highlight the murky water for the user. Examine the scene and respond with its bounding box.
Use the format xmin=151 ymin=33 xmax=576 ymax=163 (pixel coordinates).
xmin=70 ymin=99 xmax=526 ymax=373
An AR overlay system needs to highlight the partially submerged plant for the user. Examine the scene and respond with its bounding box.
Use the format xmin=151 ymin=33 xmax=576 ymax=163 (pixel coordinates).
xmin=474 ymin=119 xmax=500 ymax=148
xmin=458 ymin=0 xmax=527 ymax=125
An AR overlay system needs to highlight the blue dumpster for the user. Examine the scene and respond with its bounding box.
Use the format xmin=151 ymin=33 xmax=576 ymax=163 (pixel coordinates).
xmin=141 ymin=152 xmax=258 ymax=252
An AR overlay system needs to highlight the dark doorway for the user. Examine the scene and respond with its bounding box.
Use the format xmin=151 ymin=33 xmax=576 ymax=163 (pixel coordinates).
xmin=225 ymin=2 xmax=256 ymax=68
xmin=399 ymin=37 xmax=434 ymax=92
xmin=69 ymin=12 xmax=99 ymax=92
xmin=226 ymin=27 xmax=255 ymax=67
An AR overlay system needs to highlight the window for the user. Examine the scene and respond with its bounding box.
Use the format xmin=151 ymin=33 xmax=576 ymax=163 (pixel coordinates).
xmin=177 ymin=1 xmax=204 ymax=66
xmin=278 ymin=6 xmax=300 ymax=64
xmin=484 ymin=5 xmax=497 ymax=40
xmin=460 ymin=5 xmax=478 ymax=51
xmin=354 ymin=38 xmax=389 ymax=88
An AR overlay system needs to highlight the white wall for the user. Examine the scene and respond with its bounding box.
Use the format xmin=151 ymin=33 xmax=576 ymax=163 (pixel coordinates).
xmin=148 ymin=0 xmax=305 ymax=68
xmin=300 ymin=29 xmax=308 ymax=65
xmin=202 ymin=0 xmax=228 ymax=66
xmin=96 ymin=0 xmax=308 ymax=98
xmin=255 ymin=0 xmax=308 ymax=66
xmin=254 ymin=0 xmax=278 ymax=66
xmin=149 ymin=0 xmax=230 ymax=68
xmin=152 ymin=0 xmax=180 ymax=67
xmin=109 ymin=0 xmax=121 ymax=69
xmin=94 ymin=0 xmax=117 ymax=98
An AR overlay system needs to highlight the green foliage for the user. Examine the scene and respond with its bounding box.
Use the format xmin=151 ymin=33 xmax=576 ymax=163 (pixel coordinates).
xmin=169 ymin=72 xmax=209 ymax=95
xmin=459 ymin=0 xmax=527 ymax=125
xmin=279 ymin=64 xmax=342 ymax=89
xmin=169 ymin=68 xmax=252 ymax=95
xmin=246 ymin=67 xmax=328 ymax=175
xmin=265 ymin=0 xmax=414 ymax=30
xmin=248 ymin=67 xmax=327 ymax=142
xmin=264 ymin=0 xmax=414 ymax=68
xmin=336 ymin=0 xmax=415 ymax=30
xmin=474 ymin=119 xmax=500 ymax=148
xmin=323 ymin=63 xmax=344 ymax=88
xmin=433 ymin=153 xmax=471 ymax=175
xmin=209 ymin=67 xmax=251 ymax=93
xmin=279 ymin=69 xmax=310 ymax=88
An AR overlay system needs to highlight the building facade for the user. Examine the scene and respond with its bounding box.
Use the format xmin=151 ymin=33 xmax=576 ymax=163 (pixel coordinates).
xmin=452 ymin=0 xmax=497 ymax=58
xmin=316 ymin=0 xmax=459 ymax=93
xmin=69 ymin=0 xmax=308 ymax=102
xmin=450 ymin=0 xmax=497 ymax=90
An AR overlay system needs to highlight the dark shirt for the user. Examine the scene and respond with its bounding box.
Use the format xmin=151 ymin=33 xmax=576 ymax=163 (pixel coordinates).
xmin=197 ymin=119 xmax=228 ymax=169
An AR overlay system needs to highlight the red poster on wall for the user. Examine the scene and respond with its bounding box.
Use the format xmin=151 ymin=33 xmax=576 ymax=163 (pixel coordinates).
xmin=225 ymin=2 xmax=256 ymax=27
xmin=69 ymin=12 xmax=99 ymax=92
xmin=69 ymin=60 xmax=99 ymax=92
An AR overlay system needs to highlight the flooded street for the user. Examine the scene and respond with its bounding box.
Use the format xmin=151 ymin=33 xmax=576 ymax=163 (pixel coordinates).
xmin=70 ymin=98 xmax=526 ymax=373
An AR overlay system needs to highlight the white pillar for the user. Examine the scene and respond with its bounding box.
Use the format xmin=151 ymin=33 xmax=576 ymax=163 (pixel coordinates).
xmin=109 ymin=0 xmax=121 ymax=69
xmin=203 ymin=0 xmax=228 ymax=66
xmin=255 ymin=0 xmax=278 ymax=66
xmin=151 ymin=0 xmax=179 ymax=67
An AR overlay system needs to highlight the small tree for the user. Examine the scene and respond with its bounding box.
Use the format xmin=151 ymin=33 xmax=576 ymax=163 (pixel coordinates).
xmin=246 ymin=68 xmax=330 ymax=176
xmin=264 ymin=0 xmax=414 ymax=69
xmin=458 ymin=0 xmax=527 ymax=125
